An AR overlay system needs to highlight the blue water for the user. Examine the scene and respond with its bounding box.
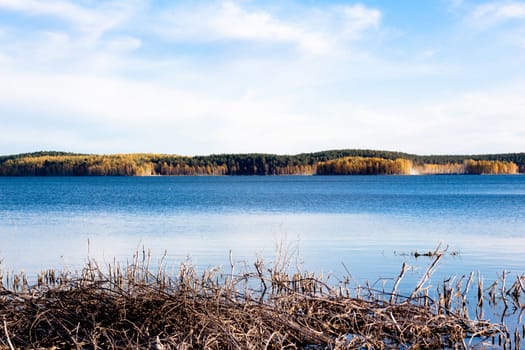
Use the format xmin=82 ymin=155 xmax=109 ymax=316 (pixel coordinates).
xmin=1 ymin=175 xmax=524 ymax=289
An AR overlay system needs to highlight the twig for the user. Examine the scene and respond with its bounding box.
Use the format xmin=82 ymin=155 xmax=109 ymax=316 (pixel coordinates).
xmin=391 ymin=262 xmax=410 ymax=303
xmin=3 ymin=319 xmax=15 ymax=350
xmin=411 ymin=249 xmax=444 ymax=299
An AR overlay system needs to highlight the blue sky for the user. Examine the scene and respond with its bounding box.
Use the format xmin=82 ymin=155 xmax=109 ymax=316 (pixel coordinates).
xmin=0 ymin=0 xmax=524 ymax=155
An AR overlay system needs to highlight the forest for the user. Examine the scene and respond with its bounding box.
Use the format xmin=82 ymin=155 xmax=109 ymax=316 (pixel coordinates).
xmin=316 ymin=157 xmax=413 ymax=175
xmin=0 ymin=150 xmax=523 ymax=176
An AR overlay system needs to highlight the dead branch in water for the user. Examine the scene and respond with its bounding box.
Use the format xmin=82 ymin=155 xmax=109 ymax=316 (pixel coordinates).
xmin=0 ymin=251 xmax=508 ymax=350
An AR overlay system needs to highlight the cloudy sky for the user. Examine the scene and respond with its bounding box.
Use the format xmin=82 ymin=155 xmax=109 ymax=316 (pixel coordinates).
xmin=0 ymin=0 xmax=524 ymax=155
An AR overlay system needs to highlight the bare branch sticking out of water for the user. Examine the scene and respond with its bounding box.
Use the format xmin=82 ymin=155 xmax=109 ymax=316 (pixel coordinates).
xmin=0 ymin=248 xmax=506 ymax=350
xmin=411 ymin=245 xmax=446 ymax=299
xmin=390 ymin=262 xmax=410 ymax=303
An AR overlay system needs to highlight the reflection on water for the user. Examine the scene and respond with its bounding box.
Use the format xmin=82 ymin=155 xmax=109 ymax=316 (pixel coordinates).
xmin=0 ymin=175 xmax=524 ymax=290
xmin=1 ymin=211 xmax=524 ymax=290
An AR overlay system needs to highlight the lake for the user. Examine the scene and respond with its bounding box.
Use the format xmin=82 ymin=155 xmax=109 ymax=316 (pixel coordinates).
xmin=1 ymin=175 xmax=524 ymax=291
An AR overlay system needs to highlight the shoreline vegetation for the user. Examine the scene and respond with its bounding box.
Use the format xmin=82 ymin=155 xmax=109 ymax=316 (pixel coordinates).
xmin=1 ymin=248 xmax=522 ymax=349
xmin=0 ymin=150 xmax=524 ymax=176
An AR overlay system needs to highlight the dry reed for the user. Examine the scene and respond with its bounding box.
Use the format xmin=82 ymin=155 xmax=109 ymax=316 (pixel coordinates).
xmin=0 ymin=249 xmax=515 ymax=349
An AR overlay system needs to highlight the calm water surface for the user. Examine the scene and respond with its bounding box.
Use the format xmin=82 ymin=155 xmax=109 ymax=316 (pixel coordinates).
xmin=1 ymin=175 xmax=524 ymax=289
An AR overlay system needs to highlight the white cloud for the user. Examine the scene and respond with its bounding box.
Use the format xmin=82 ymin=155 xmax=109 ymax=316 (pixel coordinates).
xmin=0 ymin=0 xmax=523 ymax=155
xmin=470 ymin=2 xmax=525 ymax=24
xmin=157 ymin=1 xmax=327 ymax=54
xmin=339 ymin=4 xmax=382 ymax=39
xmin=462 ymin=2 xmax=525 ymax=53
xmin=2 ymin=60 xmax=524 ymax=155
xmin=0 ymin=0 xmax=96 ymax=24
xmin=0 ymin=0 xmax=137 ymax=41
xmin=401 ymin=82 xmax=525 ymax=153
xmin=0 ymin=0 xmax=142 ymax=75
xmin=157 ymin=1 xmax=381 ymax=55
xmin=0 ymin=72 xmax=208 ymax=123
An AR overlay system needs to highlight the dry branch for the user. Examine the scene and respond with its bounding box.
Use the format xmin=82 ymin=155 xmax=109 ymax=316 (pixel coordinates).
xmin=0 ymin=253 xmax=508 ymax=350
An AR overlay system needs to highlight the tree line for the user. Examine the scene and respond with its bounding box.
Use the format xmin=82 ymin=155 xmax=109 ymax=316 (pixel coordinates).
xmin=0 ymin=150 xmax=523 ymax=176
xmin=0 ymin=153 xmax=317 ymax=176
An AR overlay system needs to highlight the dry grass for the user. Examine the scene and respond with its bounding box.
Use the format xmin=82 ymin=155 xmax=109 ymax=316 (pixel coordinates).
xmin=0 ymin=249 xmax=515 ymax=349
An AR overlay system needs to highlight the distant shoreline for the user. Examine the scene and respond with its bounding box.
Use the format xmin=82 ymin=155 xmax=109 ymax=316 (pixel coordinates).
xmin=1 ymin=149 xmax=524 ymax=176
